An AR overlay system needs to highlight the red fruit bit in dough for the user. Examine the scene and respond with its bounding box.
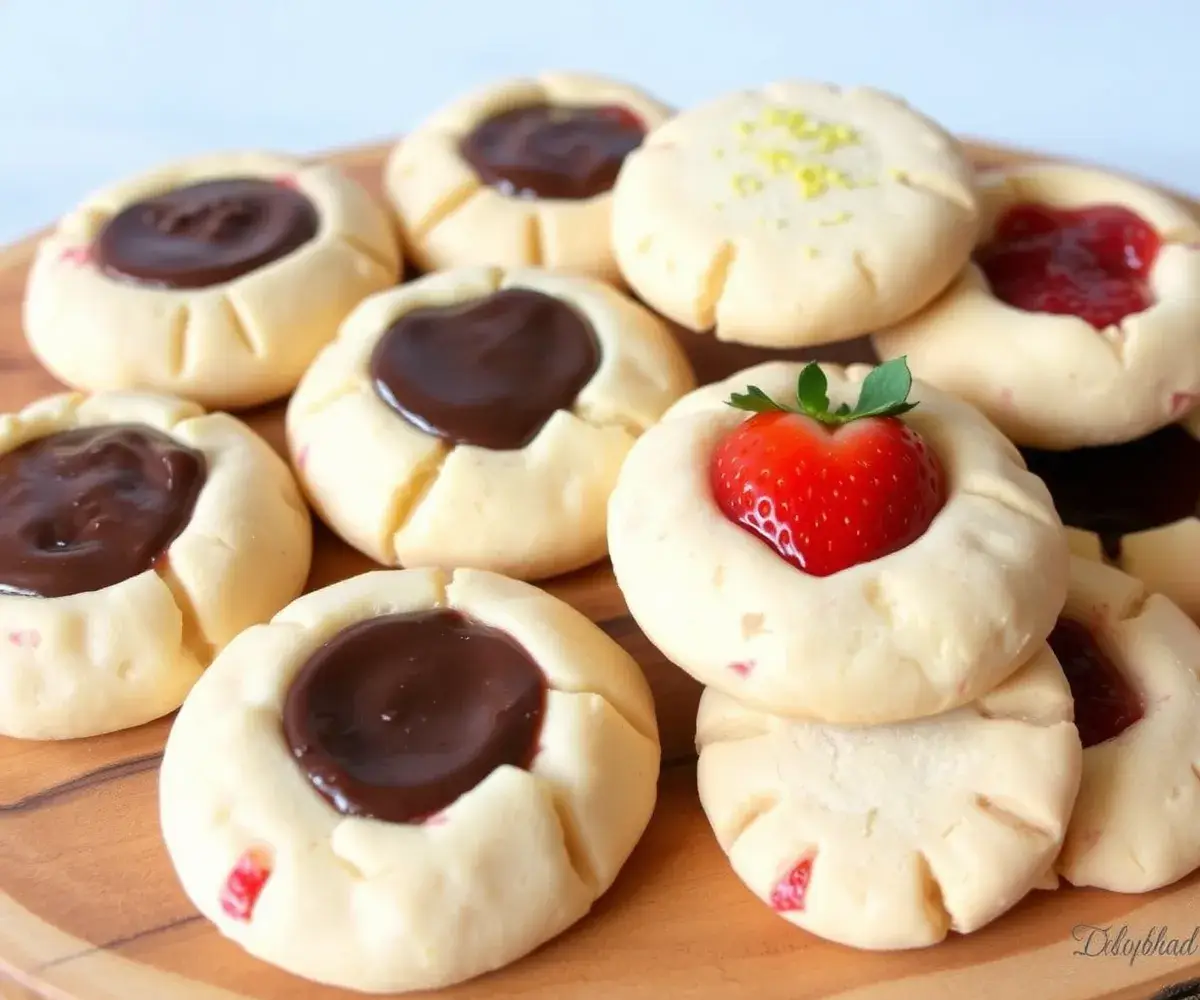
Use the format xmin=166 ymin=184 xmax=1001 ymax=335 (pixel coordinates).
xmin=7 ymin=629 xmax=40 ymax=648
xmin=220 ymin=849 xmax=273 ymax=922
xmin=975 ymin=203 xmax=1161 ymax=330
xmin=1047 ymin=616 xmax=1144 ymax=748
xmin=770 ymin=855 xmax=815 ymax=912
xmin=711 ymin=414 xmax=946 ymax=578
xmin=58 ymin=246 xmax=91 ymax=265
xmin=728 ymin=660 xmax=754 ymax=677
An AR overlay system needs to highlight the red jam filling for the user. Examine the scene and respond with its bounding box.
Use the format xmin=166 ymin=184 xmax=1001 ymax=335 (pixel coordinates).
xmin=220 ymin=849 xmax=273 ymax=922
xmin=769 ymin=855 xmax=815 ymax=912
xmin=975 ymin=203 xmax=1161 ymax=330
xmin=1047 ymin=616 xmax=1144 ymax=748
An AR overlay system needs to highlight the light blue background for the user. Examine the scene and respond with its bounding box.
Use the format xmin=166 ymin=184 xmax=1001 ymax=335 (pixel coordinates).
xmin=1 ymin=0 xmax=1198 ymax=243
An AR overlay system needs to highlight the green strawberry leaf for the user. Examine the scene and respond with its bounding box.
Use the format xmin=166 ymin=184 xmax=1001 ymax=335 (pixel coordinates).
xmin=725 ymin=357 xmax=920 ymax=425
xmin=850 ymin=357 xmax=918 ymax=419
xmin=795 ymin=363 xmax=829 ymax=416
xmin=727 ymin=385 xmax=786 ymax=412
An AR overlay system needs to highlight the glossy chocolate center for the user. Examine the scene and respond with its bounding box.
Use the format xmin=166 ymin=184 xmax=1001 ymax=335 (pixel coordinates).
xmin=371 ymin=288 xmax=601 ymax=450
xmin=0 ymin=424 xmax=206 ymax=598
xmin=1020 ymin=425 xmax=1200 ymax=561
xmin=94 ymin=177 xmax=318 ymax=288
xmin=282 ymin=609 xmax=547 ymax=823
xmin=1047 ymin=616 xmax=1144 ymax=748
xmin=460 ymin=102 xmax=645 ymax=200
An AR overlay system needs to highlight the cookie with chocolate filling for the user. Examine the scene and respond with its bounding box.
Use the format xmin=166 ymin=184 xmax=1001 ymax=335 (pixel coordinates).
xmin=24 ymin=151 xmax=400 ymax=409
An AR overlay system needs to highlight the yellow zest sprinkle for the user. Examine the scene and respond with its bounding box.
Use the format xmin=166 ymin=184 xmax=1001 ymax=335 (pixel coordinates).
xmin=774 ymin=218 xmax=790 ymax=230
xmin=712 ymin=147 xmax=726 ymax=160
xmin=802 ymin=246 xmax=820 ymax=259
xmin=732 ymin=173 xmax=763 ymax=197
xmin=793 ymin=163 xmax=854 ymax=200
xmin=758 ymin=147 xmax=799 ymax=175
xmin=813 ymin=123 xmax=860 ymax=153
xmin=817 ymin=210 xmax=853 ymax=227
xmin=735 ymin=120 xmax=757 ymax=137
xmin=636 ymin=235 xmax=654 ymax=253
xmin=712 ymin=200 xmax=726 ymax=211
xmin=888 ymin=168 xmax=910 ymax=182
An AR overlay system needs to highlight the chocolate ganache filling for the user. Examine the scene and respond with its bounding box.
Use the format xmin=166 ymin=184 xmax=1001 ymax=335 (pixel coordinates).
xmin=282 ymin=609 xmax=547 ymax=823
xmin=460 ymin=102 xmax=645 ymax=200
xmin=0 ymin=424 xmax=206 ymax=598
xmin=370 ymin=287 xmax=601 ymax=450
xmin=94 ymin=177 xmax=318 ymax=288
xmin=1020 ymin=425 xmax=1200 ymax=562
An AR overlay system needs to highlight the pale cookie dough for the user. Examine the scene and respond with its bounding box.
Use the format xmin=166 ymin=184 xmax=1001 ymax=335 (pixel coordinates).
xmin=159 ymin=568 xmax=660 ymax=993
xmin=611 ymin=80 xmax=979 ymax=347
xmin=1054 ymin=558 xmax=1200 ymax=892
xmin=0 ymin=391 xmax=311 ymax=740
xmin=696 ymin=644 xmax=1082 ymax=950
xmin=874 ymin=163 xmax=1200 ymax=449
xmin=287 ymin=266 xmax=694 ymax=580
xmin=609 ymin=361 xmax=1068 ymax=724
xmin=24 ymin=151 xmax=400 ymax=410
xmin=385 ymin=72 xmax=671 ymax=284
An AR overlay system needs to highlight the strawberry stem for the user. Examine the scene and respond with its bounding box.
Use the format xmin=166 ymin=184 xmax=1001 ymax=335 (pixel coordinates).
xmin=727 ymin=357 xmax=918 ymax=425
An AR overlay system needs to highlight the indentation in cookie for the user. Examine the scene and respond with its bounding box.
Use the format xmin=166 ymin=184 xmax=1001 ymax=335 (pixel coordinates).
xmin=282 ymin=609 xmax=548 ymax=824
xmin=370 ymin=288 xmax=601 ymax=451
xmin=1021 ymin=424 xmax=1200 ymax=563
xmin=93 ymin=177 xmax=319 ymax=289
xmin=220 ymin=847 xmax=274 ymax=922
xmin=1047 ymin=615 xmax=1144 ymax=748
xmin=975 ymin=203 xmax=1161 ymax=330
xmin=0 ymin=424 xmax=206 ymax=598
xmin=460 ymin=103 xmax=645 ymax=200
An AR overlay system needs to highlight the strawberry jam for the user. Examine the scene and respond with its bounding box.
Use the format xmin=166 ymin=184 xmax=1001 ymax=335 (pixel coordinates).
xmin=975 ymin=203 xmax=1161 ymax=330
xmin=1047 ymin=616 xmax=1143 ymax=748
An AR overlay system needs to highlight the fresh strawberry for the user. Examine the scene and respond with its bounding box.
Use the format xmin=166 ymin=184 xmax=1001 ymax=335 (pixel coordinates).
xmin=710 ymin=358 xmax=946 ymax=577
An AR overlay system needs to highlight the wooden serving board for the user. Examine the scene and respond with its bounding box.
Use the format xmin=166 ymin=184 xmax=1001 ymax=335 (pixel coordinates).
xmin=1 ymin=140 xmax=1198 ymax=1000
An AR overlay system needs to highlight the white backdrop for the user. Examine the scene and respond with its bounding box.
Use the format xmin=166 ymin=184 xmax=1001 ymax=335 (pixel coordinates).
xmin=1 ymin=0 xmax=1198 ymax=243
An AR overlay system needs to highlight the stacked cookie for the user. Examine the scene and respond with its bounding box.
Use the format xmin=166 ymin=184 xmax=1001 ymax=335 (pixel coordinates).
xmin=609 ymin=357 xmax=1083 ymax=948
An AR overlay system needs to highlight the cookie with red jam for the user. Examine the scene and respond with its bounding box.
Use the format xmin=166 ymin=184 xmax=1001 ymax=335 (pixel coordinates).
xmin=875 ymin=163 xmax=1200 ymax=449
xmin=1052 ymin=558 xmax=1200 ymax=893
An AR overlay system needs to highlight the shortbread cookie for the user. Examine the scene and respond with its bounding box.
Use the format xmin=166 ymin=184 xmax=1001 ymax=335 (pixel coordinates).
xmin=875 ymin=163 xmax=1200 ymax=449
xmin=0 ymin=391 xmax=311 ymax=740
xmin=160 ymin=568 xmax=659 ymax=992
xmin=1021 ymin=407 xmax=1200 ymax=621
xmin=385 ymin=72 xmax=670 ymax=284
xmin=288 ymin=266 xmax=694 ymax=580
xmin=609 ymin=360 xmax=1068 ymax=724
xmin=1051 ymin=558 xmax=1200 ymax=892
xmin=696 ymin=644 xmax=1082 ymax=950
xmin=611 ymin=80 xmax=979 ymax=347
xmin=24 ymin=151 xmax=400 ymax=410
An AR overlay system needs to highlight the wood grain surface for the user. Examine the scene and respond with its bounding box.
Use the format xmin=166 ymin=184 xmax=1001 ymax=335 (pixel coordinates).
xmin=1 ymin=141 xmax=1199 ymax=1000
